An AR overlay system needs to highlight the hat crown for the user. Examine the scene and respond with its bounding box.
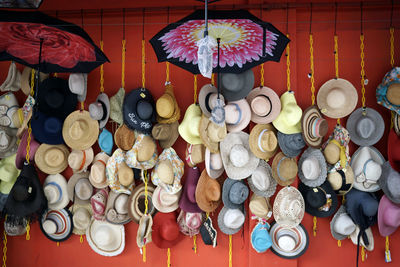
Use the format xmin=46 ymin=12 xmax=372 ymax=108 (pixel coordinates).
xmin=286 ymin=133 xmax=305 ymax=150
xmin=157 ymin=160 xmax=174 ymax=184
xmin=44 ymin=117 xmax=62 ymax=134
xmin=306 ymin=188 xmax=326 ymax=208
xmin=156 ymin=93 xmax=174 ymax=119
xmin=387 ymin=169 xmax=400 ymax=198
xmin=118 ymin=162 xmax=133 ymax=187
xmin=229 ymin=182 xmax=249 ymax=205
xmin=383 ymin=203 xmax=400 ymax=227
xmin=44 ymin=147 xmax=66 ymax=168
xmin=230 ymin=144 xmax=249 ymax=168
xmin=334 ymin=213 xmax=356 ymax=235
xmin=210 ymin=152 xmax=223 ymax=171
xmin=278 ymin=235 xmax=296 ymax=252
xmin=223 ymin=208 xmax=245 ymax=228
xmin=137 ymin=135 xmax=156 ymax=162
xmin=94 ymin=225 xmax=114 ymax=246
xmin=356 ymin=116 xmax=375 ymax=139
xmin=137 ymin=100 xmax=153 ymax=120
xmin=44 ymin=183 xmax=61 ymax=204
xmin=207 ymin=122 xmax=226 ymax=142
xmin=277 ymin=157 xmax=298 ymax=181
xmin=91 ymin=162 xmax=106 ymax=183
xmin=205 ymin=180 xmax=221 ymax=201
xmin=0 ymin=130 xmax=10 ymax=150
xmin=89 ymin=102 xmax=104 ymax=121
xmin=115 ymin=194 xmax=129 ymax=214
xmin=0 ymin=163 xmax=18 ymax=181
xmin=188 ymin=116 xmax=201 ymax=137
xmin=43 ymin=220 xmax=58 ymax=235
xmin=252 ymin=167 xmax=270 ymax=191
xmin=302 ymin=157 xmax=321 ymax=180
xmin=68 ymin=150 xmax=85 ymax=170
xmin=69 ymin=120 xmax=88 ymax=140
xmin=259 ymin=130 xmax=277 ymax=152
xmin=160 ymin=221 xmax=180 ymax=241
xmin=222 ymin=73 xmax=244 ymax=92
xmin=251 ymin=95 xmax=272 ymax=116
xmin=159 ymin=188 xmax=179 ymax=206
xmin=46 ymin=90 xmax=64 ymax=109
xmin=225 ymin=104 xmax=241 ymax=124
xmin=250 ymin=196 xmax=269 ymax=216
xmin=186 ymin=213 xmax=202 ymax=229
xmin=326 ymin=88 xmax=346 ymax=108
xmin=152 ymin=124 xmax=170 ymax=140
xmin=75 ymin=179 xmax=93 ymax=201
xmin=73 ymin=207 xmax=90 ymax=230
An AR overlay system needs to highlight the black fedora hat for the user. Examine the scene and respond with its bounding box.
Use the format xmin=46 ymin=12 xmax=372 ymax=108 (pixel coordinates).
xmin=31 ymin=110 xmax=64 ymax=145
xmin=123 ymin=88 xmax=156 ymax=134
xmin=37 ymin=77 xmax=78 ymax=119
xmin=298 ymin=180 xmax=338 ymax=218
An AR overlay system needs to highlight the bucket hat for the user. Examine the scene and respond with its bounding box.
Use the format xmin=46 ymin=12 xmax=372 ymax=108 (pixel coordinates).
xmin=378 ymin=195 xmax=400 ymax=237
xmin=271 ymin=152 xmax=298 ymax=186
xmin=69 ymin=73 xmax=87 ymax=102
xmin=272 ymin=91 xmax=302 ymax=134
xmin=89 ymin=93 xmax=110 ymax=129
xmin=198 ymin=84 xmax=225 ymax=117
xmin=301 ymin=105 xmax=328 ymax=148
xmin=110 ymin=87 xmax=125 ymax=126
xmin=249 ymin=123 xmax=278 ymax=160
xmin=152 ymin=121 xmax=179 ymax=149
xmin=327 ymin=165 xmax=355 ymax=195
xmin=218 ymin=205 xmax=246 ymax=235
xmin=376 ymin=67 xmax=400 ymax=114
xmin=68 ymin=147 xmax=94 ymax=173
xmin=247 ymin=160 xmax=277 ymax=198
xmin=249 ymin=194 xmax=272 ymax=220
xmin=156 ymin=83 xmax=180 ymax=123
xmin=0 ymin=62 xmax=21 ymax=92
xmin=15 ymin=130 xmax=39 ymax=170
xmin=98 ymin=129 xmax=113 ymax=156
xmin=20 ymin=66 xmax=48 ymax=96
xmin=388 ymin=129 xmax=400 ymax=172
xmin=224 ymin=99 xmax=251 ymax=133
xmin=199 ymin=114 xmax=227 ymax=153
xmin=273 ymin=186 xmax=305 ymax=228
xmin=106 ymin=149 xmax=134 ymax=194
xmin=105 ymin=191 xmax=131 ymax=225
xmin=89 ymin=152 xmax=110 ymax=189
xmin=178 ymin=103 xmax=202 ymax=145
xmin=114 ymin=124 xmax=135 ymax=151
xmin=31 ymin=111 xmax=64 ymax=145
xmin=379 ymin=161 xmax=400 ymax=204
xmin=347 ymin=108 xmax=385 ymax=146
xmin=179 ymin=167 xmax=202 ymax=213
xmin=277 ymin=131 xmax=305 ymax=158
xmin=127 ymin=183 xmax=156 ymax=224
xmin=220 ymin=69 xmax=255 ymax=101
xmin=185 ymin=143 xmax=205 ymax=167
xmin=205 ymin=148 xmax=224 ymax=179
xmin=298 ymin=147 xmax=327 ymax=187
xmin=246 ymin=86 xmax=281 ymax=124
xmin=222 ymin=178 xmax=249 ymax=209
xmin=125 ymin=133 xmax=158 ymax=171
xmin=39 ymin=208 xmax=73 ymax=242
xmin=195 ymin=169 xmax=222 ymax=213
xmin=67 ymin=172 xmax=93 ymax=205
xmin=152 ymin=211 xmax=184 ymax=248
xmin=43 ymin=174 xmax=69 ymax=210
xmin=34 ymin=144 xmax=69 ymax=175
xmin=330 ymin=205 xmax=356 ymax=240
xmin=251 ymin=222 xmax=272 ymax=253
xmin=86 ymin=219 xmax=125 ymax=256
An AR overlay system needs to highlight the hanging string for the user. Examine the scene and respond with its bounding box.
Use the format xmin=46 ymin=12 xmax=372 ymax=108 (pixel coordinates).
xmin=360 ymin=3 xmax=366 ymax=110
xmin=193 ymin=75 xmax=198 ymax=104
xmin=260 ymin=64 xmax=264 ymax=87
xmin=2 ymin=229 xmax=7 ymax=267
xmin=142 ymin=9 xmax=146 ymax=89
xmin=57 ymin=242 xmax=60 ymax=247
xmin=313 ymin=216 xmax=317 ymax=237
xmin=100 ymin=9 xmax=105 ymax=93
xmin=121 ymin=9 xmax=126 ymax=89
xmin=334 ymin=3 xmax=341 ymax=125
xmin=309 ymin=3 xmax=316 ymax=105
xmin=167 ymin=248 xmax=171 ymax=267
xmin=193 ymin=235 xmax=197 ymax=254
xmin=29 ymin=69 xmax=35 ymax=97
xmin=53 ymin=11 xmax=59 ymax=78
xmin=206 ymin=212 xmax=210 ymax=219
xmin=286 ymin=4 xmax=291 ymax=92
xmin=165 ymin=8 xmax=170 ymax=85
xmin=385 ymin=236 xmax=392 ymax=262
xmin=390 ymin=0 xmax=395 ymax=68
xmin=80 ymin=9 xmax=85 ymax=111
xmin=228 ymin=235 xmax=232 ymax=267
xmin=25 ymin=219 xmax=30 ymax=241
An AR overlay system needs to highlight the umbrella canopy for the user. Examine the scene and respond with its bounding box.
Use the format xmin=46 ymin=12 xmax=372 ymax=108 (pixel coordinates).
xmin=150 ymin=9 xmax=289 ymax=74
xmin=0 ymin=10 xmax=109 ymax=73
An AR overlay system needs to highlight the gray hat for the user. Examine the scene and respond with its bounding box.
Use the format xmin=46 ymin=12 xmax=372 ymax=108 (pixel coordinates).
xmin=330 ymin=205 xmax=356 ymax=241
xmin=378 ymin=161 xmax=400 ymax=204
xmin=277 ymin=131 xmax=305 ymax=158
xmin=220 ymin=69 xmax=255 ymax=101
xmin=217 ymin=205 xmax=246 ymax=235
xmin=4 ymin=217 xmax=27 ymax=236
xmin=346 ymin=107 xmax=385 ymax=147
xmin=298 ymin=147 xmax=327 ymax=187
xmin=247 ymin=160 xmax=277 ymax=197
xmin=89 ymin=93 xmax=110 ymax=129
xmin=222 ymin=178 xmax=249 ymax=209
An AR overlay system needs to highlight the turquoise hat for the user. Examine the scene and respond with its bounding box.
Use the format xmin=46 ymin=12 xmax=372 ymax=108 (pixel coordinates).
xmin=98 ymin=129 xmax=113 ymax=155
xmin=251 ymin=222 xmax=272 ymax=253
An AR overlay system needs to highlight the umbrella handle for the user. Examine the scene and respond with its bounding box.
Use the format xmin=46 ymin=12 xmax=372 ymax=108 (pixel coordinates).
xmin=217 ymin=38 xmax=220 ymax=99
xmin=33 ymin=38 xmax=44 ymax=116
xmin=262 ymin=25 xmax=266 ymax=57
xmin=204 ymin=0 xmax=208 ymax=37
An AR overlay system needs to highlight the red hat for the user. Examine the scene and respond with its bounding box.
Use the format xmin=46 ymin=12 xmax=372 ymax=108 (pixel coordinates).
xmin=388 ymin=129 xmax=400 ymax=172
xmin=152 ymin=211 xmax=183 ymax=248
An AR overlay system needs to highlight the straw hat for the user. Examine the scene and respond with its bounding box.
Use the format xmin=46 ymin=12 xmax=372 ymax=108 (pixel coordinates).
xmin=277 ymin=131 xmax=305 ymax=158
xmin=199 ymin=114 xmax=227 ymax=153
xmin=20 ymin=66 xmax=49 ymax=95
xmin=31 ymin=111 xmax=64 ymax=145
xmin=322 ymin=125 xmax=351 ymax=168
xmin=34 ymin=144 xmax=69 ymax=175
xmin=224 ymin=99 xmax=251 ymax=133
xmin=137 ymin=214 xmax=153 ymax=249
xmin=249 ymin=194 xmax=272 ymax=220
xmin=110 ymin=87 xmax=125 ymax=125
xmin=0 ymin=62 xmax=21 ymax=92
xmin=220 ymin=69 xmax=255 ymax=101
xmin=251 ymin=222 xmax=272 ymax=253
xmin=0 ymin=92 xmax=19 ymax=128
xmin=105 ymin=191 xmax=131 ymax=225
xmin=205 ymin=148 xmax=224 ymax=179
xmin=127 ymin=183 xmax=156 ymax=224
xmin=178 ymin=103 xmax=202 ymax=145
xmin=198 ymin=84 xmax=225 ymax=118
xmin=195 ymin=169 xmax=222 ymax=213
xmin=0 ymin=126 xmax=17 ymax=158
xmin=248 ymin=160 xmax=277 ymax=198
xmin=317 ymin=78 xmax=358 ymax=119
xmin=376 ymin=67 xmax=400 ymax=113
xmin=67 ymin=172 xmax=93 ymax=204
xmin=125 ymin=133 xmax=158 ymax=170
xmin=272 ymin=91 xmax=302 ymax=134
xmin=298 ymin=147 xmax=327 ymax=187
xmin=69 ymin=202 xmax=93 ymax=235
xmin=246 ymin=86 xmax=281 ymax=124
xmin=89 ymin=152 xmax=110 ymax=189
xmin=40 ymin=209 xmax=73 ymax=242
xmin=152 ymin=211 xmax=184 ymax=249
xmin=152 ymin=121 xmax=179 ymax=149
xmin=68 ymin=147 xmax=94 ymax=173
xmin=152 ymin=186 xmax=181 ymax=213
xmin=327 ymin=165 xmax=355 ymax=195
xmin=273 ymin=186 xmax=305 ymax=228
xmin=86 ymin=219 xmax=125 ymax=256
xmin=114 ymin=124 xmax=135 ymax=151
xmin=178 ymin=167 xmax=202 ymax=213
xmin=69 ymin=73 xmax=87 ymax=102
xmin=378 ymin=161 xmax=400 ymax=204
xmin=62 ymin=110 xmax=99 ymax=151
xmin=91 ymin=188 xmax=109 ymax=221
xmin=271 ymin=152 xmax=298 ymax=186
xmin=220 ymin=131 xmax=260 ymax=180
xmin=388 ymin=129 xmax=400 ymax=172
xmin=15 ymin=130 xmax=39 ymax=170
xmin=177 ymin=210 xmax=203 ymax=237
xmin=43 ymin=174 xmax=69 ymax=210
xmin=378 ymin=195 xmax=400 ymax=237
xmin=218 ymin=206 xmax=246 ymax=235
xmin=330 ymin=205 xmax=356 ymax=240
xmin=89 ymin=93 xmax=110 ymax=129
xmin=106 ymin=149 xmax=134 ymax=194
xmin=301 ymin=105 xmax=328 ymax=148
xmin=156 ymin=83 xmax=180 ymax=123
xmin=222 ymin=178 xmax=249 ymax=209
xmin=249 ymin=123 xmax=278 ymax=160
xmin=185 ymin=143 xmax=205 ymax=167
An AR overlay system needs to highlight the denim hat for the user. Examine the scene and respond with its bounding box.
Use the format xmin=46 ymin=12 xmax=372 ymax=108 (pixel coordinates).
xmin=98 ymin=129 xmax=113 ymax=156
xmin=251 ymin=222 xmax=272 ymax=253
xmin=222 ymin=178 xmax=249 ymax=209
xmin=345 ymin=188 xmax=378 ymax=232
xmin=277 ymin=131 xmax=305 ymax=158
xmin=31 ymin=111 xmax=64 ymax=145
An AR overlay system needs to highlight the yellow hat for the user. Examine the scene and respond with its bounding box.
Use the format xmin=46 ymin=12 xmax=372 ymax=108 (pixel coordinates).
xmin=178 ymin=104 xmax=202 ymax=145
xmin=156 ymin=83 xmax=180 ymax=124
xmin=272 ymin=91 xmax=302 ymax=134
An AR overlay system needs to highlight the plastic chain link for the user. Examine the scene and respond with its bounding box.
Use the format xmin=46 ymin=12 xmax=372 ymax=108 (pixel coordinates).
xmin=309 ymin=34 xmax=315 ymax=105
xmin=286 ymin=34 xmax=291 ymax=91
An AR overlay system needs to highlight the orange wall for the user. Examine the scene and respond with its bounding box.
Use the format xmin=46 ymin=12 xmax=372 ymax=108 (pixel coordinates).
xmin=2 ymin=1 xmax=400 ymax=266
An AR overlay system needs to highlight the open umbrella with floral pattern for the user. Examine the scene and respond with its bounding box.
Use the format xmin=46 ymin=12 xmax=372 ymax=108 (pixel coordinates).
xmin=150 ymin=9 xmax=289 ymax=74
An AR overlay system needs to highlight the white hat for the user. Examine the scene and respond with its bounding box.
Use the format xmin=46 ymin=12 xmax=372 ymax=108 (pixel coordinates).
xmin=205 ymin=148 xmax=224 ymax=179
xmin=273 ymin=186 xmax=305 ymax=228
xmin=0 ymin=62 xmax=21 ymax=93
xmin=330 ymin=206 xmax=356 ymax=240
xmin=69 ymin=73 xmax=87 ymax=102
xmin=43 ymin=174 xmax=69 ymax=210
xmin=68 ymin=147 xmax=94 ymax=173
xmin=350 ymin=226 xmax=374 ymax=251
xmin=217 ymin=206 xmax=246 ymax=235
xmin=224 ymin=99 xmax=251 ymax=133
xmin=0 ymin=92 xmax=19 ymax=128
xmin=247 ymin=160 xmax=277 ymax=198
xmin=67 ymin=172 xmax=94 ymax=204
xmin=152 ymin=186 xmax=181 ymax=213
xmin=89 ymin=152 xmax=110 ymax=189
xmin=89 ymin=93 xmax=110 ymax=129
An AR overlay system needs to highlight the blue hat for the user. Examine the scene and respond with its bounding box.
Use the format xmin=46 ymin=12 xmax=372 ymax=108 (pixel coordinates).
xmin=31 ymin=111 xmax=64 ymax=145
xmin=376 ymin=67 xmax=400 ymax=114
xmin=251 ymin=222 xmax=272 ymax=253
xmin=277 ymin=131 xmax=305 ymax=158
xmin=98 ymin=129 xmax=113 ymax=155
xmin=345 ymin=188 xmax=378 ymax=230
xmin=222 ymin=178 xmax=249 ymax=209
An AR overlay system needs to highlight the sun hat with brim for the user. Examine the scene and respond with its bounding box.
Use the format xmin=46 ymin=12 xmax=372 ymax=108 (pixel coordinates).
xmin=249 ymin=194 xmax=272 ymax=220
xmin=105 ymin=191 xmax=131 ymax=225
xmin=0 ymin=92 xmax=19 ymax=129
xmin=156 ymin=83 xmax=180 ymax=124
xmin=39 ymin=208 xmax=73 ymax=242
xmin=0 ymin=62 xmax=21 ymax=92
xmin=378 ymin=195 xmax=400 ymax=237
xmin=15 ymin=130 xmax=39 ymax=170
xmin=317 ymin=78 xmax=358 ymax=119
xmin=69 ymin=73 xmax=87 ymax=102
xmin=394 ymin=113 xmax=400 ymax=136
xmin=14 ymin=97 xmax=34 ymax=138
xmin=0 ymin=179 xmax=17 ymax=195
xmin=98 ymin=129 xmax=113 ymax=156
xmin=179 ymin=167 xmax=202 ymax=213
xmin=198 ymin=84 xmax=225 ymax=118
xmin=271 ymin=152 xmax=298 ymax=186
xmin=86 ymin=218 xmax=125 ymax=257
xmin=246 ymin=86 xmax=281 ymax=124
xmin=0 ymin=126 xmax=17 ymax=158
xmin=127 ymin=183 xmax=156 ymax=224
xmin=91 ymin=188 xmax=108 ymax=221
xmin=34 ymin=144 xmax=69 ymax=175
xmin=224 ymin=99 xmax=251 ymax=133
xmin=126 ymin=133 xmax=158 ymax=170
xmin=89 ymin=93 xmax=110 ymax=129
xmin=249 ymin=123 xmax=278 ymax=160
xmin=152 ymin=121 xmax=179 ymax=149
xmin=222 ymin=178 xmax=249 ymax=209
xmin=251 ymin=221 xmax=272 ymax=253
xmin=62 ymin=110 xmax=99 ymax=151
xmin=177 ymin=210 xmax=203 ymax=237
xmin=327 ymin=165 xmax=355 ymax=195
xmin=272 ymin=91 xmax=302 ymax=134
xmin=322 ymin=125 xmax=351 ymax=168
xmin=195 ymin=169 xmax=222 ymax=213
xmin=351 ymin=146 xmax=385 ymax=192
xmin=248 ymin=160 xmax=277 ymax=198
xmin=269 ymin=222 xmax=309 ymax=259
xmin=69 ymin=202 xmax=93 ymax=235
xmin=4 ymin=216 xmax=27 ymax=236
xmin=31 ymin=111 xmax=64 ymax=145
xmin=0 ymin=154 xmax=19 ymax=183
xmin=388 ymin=129 xmax=400 ymax=172
xmin=37 ymin=77 xmax=78 ymax=119
xmin=67 ymin=172 xmax=93 ymax=204
xmin=152 ymin=211 xmax=184 ymax=248
xmin=330 ymin=205 xmax=356 ymax=241
xmin=137 ymin=214 xmax=153 ymax=248
xmin=43 ymin=174 xmax=69 ymax=210
xmin=20 ymin=66 xmax=48 ymax=96
xmin=199 ymin=114 xmax=227 ymax=153
xmin=298 ymin=181 xmax=338 ymax=218
xmin=277 ymin=131 xmax=305 ymax=158
xmin=378 ymin=161 xmax=400 ymax=204
xmin=220 ymin=131 xmax=260 ymax=180
xmin=89 ymin=152 xmax=110 ymax=189
xmin=376 ymin=67 xmax=400 ymax=114
xmin=110 ymin=87 xmax=125 ymax=126
xmin=205 ymin=148 xmax=224 ymax=179
xmin=350 ymin=226 xmax=374 ymax=251
xmin=185 ymin=143 xmax=205 ymax=168
xmin=152 ymin=186 xmax=181 ymax=213
xmin=273 ymin=186 xmax=305 ymax=228
xmin=114 ymin=124 xmax=135 ymax=151
xmin=106 ymin=149 xmax=134 ymax=194
xmin=123 ymin=88 xmax=156 ymax=134
xmin=220 ymin=69 xmax=255 ymax=101
xmin=68 ymin=147 xmax=94 ymax=174
xmin=218 ymin=205 xmax=246 ymax=235
xmin=347 ymin=108 xmax=385 ymax=147
xmin=298 ymin=147 xmax=327 ymax=187
xmin=151 ymin=147 xmax=184 ymax=194
xmin=301 ymin=105 xmax=329 ymax=148
xmin=178 ymin=103 xmax=202 ymax=145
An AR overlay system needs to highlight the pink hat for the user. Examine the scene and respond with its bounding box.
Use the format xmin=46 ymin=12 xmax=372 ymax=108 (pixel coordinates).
xmin=246 ymin=87 xmax=281 ymax=124
xmin=224 ymin=99 xmax=251 ymax=133
xmin=177 ymin=210 xmax=203 ymax=237
xmin=90 ymin=188 xmax=109 ymax=221
xmin=378 ymin=195 xmax=400 ymax=237
xmin=179 ymin=167 xmax=202 ymax=213
xmin=15 ymin=130 xmax=39 ymax=170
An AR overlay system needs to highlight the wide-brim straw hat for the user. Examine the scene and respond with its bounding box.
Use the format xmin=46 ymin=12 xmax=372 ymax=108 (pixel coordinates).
xmin=273 ymin=186 xmax=305 ymax=228
xmin=89 ymin=152 xmax=110 ymax=189
xmin=156 ymin=83 xmax=180 ymax=123
xmin=20 ymin=66 xmax=49 ymax=95
xmin=152 ymin=121 xmax=180 ymax=149
xmin=249 ymin=123 xmax=278 ymax=160
xmin=105 ymin=191 xmax=131 ymax=225
xmin=127 ymin=183 xmax=156 ymax=224
xmin=271 ymin=152 xmax=298 ymax=186
xmin=224 ymin=99 xmax=251 ymax=133
xmin=69 ymin=202 xmax=93 ymax=235
xmin=86 ymin=219 xmax=125 ymax=256
xmin=125 ymin=133 xmax=158 ymax=170
xmin=301 ymin=105 xmax=329 ymax=148
xmin=34 ymin=144 xmax=69 ymax=175
xmin=199 ymin=114 xmax=227 ymax=153
xmin=246 ymin=86 xmax=281 ymax=124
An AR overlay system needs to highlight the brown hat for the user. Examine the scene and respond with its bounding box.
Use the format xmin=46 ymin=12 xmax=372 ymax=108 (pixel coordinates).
xmin=128 ymin=183 xmax=156 ymax=224
xmin=271 ymin=152 xmax=298 ymax=186
xmin=249 ymin=194 xmax=272 ymax=220
xmin=195 ymin=169 xmax=222 ymax=213
xmin=34 ymin=144 xmax=69 ymax=175
xmin=249 ymin=124 xmax=278 ymax=160
xmin=152 ymin=121 xmax=179 ymax=149
xmin=199 ymin=114 xmax=227 ymax=153
xmin=156 ymin=83 xmax=180 ymax=124
xmin=185 ymin=143 xmax=205 ymax=167
xmin=114 ymin=124 xmax=136 ymax=151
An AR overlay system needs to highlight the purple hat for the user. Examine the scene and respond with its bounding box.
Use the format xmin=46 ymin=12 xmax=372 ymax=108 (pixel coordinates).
xmin=378 ymin=195 xmax=400 ymax=237
xmin=15 ymin=130 xmax=39 ymax=170
xmin=179 ymin=167 xmax=202 ymax=213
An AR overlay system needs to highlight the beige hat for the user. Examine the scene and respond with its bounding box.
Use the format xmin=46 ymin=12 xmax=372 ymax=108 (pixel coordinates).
xmin=317 ymin=78 xmax=358 ymax=119
xmin=107 ymin=149 xmax=135 ymax=194
xmin=125 ymin=134 xmax=158 ymax=170
xmin=62 ymin=110 xmax=99 ymax=151
xmin=152 ymin=121 xmax=180 ymax=149
xmin=68 ymin=147 xmax=94 ymax=173
xmin=105 ymin=191 xmax=131 ymax=225
xmin=205 ymin=148 xmax=224 ymax=179
xmin=118 ymin=162 xmax=134 ymax=187
xmin=350 ymin=226 xmax=374 ymax=251
xmin=152 ymin=186 xmax=182 ymax=213
xmin=43 ymin=174 xmax=69 ymax=210
xmin=156 ymin=83 xmax=180 ymax=124
xmin=114 ymin=124 xmax=135 ymax=151
xmin=136 ymin=214 xmax=153 ymax=249
xmin=185 ymin=143 xmax=205 ymax=168
xmin=199 ymin=114 xmax=227 ymax=153
xmin=249 ymin=124 xmax=278 ymax=160
xmin=89 ymin=152 xmax=110 ymax=189
xmin=178 ymin=104 xmax=202 ymax=145
xmin=128 ymin=183 xmax=156 ymax=224
xmin=34 ymin=144 xmax=69 ymax=175
xmin=249 ymin=194 xmax=272 ymax=220
xmin=69 ymin=202 xmax=93 ymax=235
xmin=20 ymin=66 xmax=49 ymax=95
xmin=273 ymin=186 xmax=305 ymax=228
xmin=224 ymin=99 xmax=251 ymax=133
xmin=67 ymin=172 xmax=94 ymax=204
xmin=327 ymin=165 xmax=355 ymax=195
xmin=271 ymin=152 xmax=298 ymax=186
xmin=0 ymin=62 xmax=21 ymax=93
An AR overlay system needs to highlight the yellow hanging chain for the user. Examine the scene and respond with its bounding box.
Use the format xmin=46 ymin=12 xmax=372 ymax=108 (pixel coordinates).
xmin=25 ymin=220 xmax=30 ymax=241
xmin=286 ymin=34 xmax=291 ymax=92
xmin=142 ymin=245 xmax=147 ymax=262
xmin=260 ymin=63 xmax=264 ymax=87
xmin=121 ymin=39 xmax=126 ymax=89
xmin=337 ymin=240 xmax=341 ymax=247
xmin=100 ymin=40 xmax=105 ymax=93
xmin=165 ymin=62 xmax=170 ymax=84
xmin=360 ymin=34 xmax=366 ymax=108
xmin=2 ymin=230 xmax=7 ymax=267
xmin=361 ymin=246 xmax=365 ymax=262
xmin=167 ymin=248 xmax=171 ymax=267
xmin=206 ymin=212 xmax=210 ymax=219
xmin=309 ymin=34 xmax=316 ymax=105
xmin=193 ymin=75 xmax=198 ymax=104
xmin=80 ymin=235 xmax=84 ymax=243
xmin=143 ymin=170 xmax=149 ymax=263
xmin=313 ymin=216 xmax=317 ymax=237
xmin=193 ymin=234 xmax=197 ymax=254
xmin=228 ymin=235 xmax=232 ymax=267
xmin=53 ymin=73 xmax=58 ymax=77
xmin=385 ymin=236 xmax=392 ymax=262
xmin=57 ymin=242 xmax=60 ymax=247
xmin=25 ymin=123 xmax=32 ymax=163
xmin=29 ymin=69 xmax=35 ymax=97
xmin=385 ymin=236 xmax=390 ymax=253
xmin=142 ymin=39 xmax=146 ymax=88
xmin=334 ymin=35 xmax=339 ymax=79
xmin=390 ymin=27 xmax=395 ymax=68
xmin=211 ymin=73 xmax=215 ymax=86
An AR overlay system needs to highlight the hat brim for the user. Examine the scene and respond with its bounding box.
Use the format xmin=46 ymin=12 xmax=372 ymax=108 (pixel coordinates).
xmin=249 ymin=123 xmax=278 ymax=160
xmin=247 ymin=160 xmax=277 ymax=198
xmin=31 ymin=111 xmax=64 ymax=145
xmin=39 ymin=209 xmax=73 ymax=242
xmin=198 ymin=84 xmax=218 ymax=118
xmin=67 ymin=172 xmax=91 ymax=203
xmin=225 ymin=100 xmax=251 ymax=133
xmin=220 ymin=70 xmax=255 ymax=102
xmin=152 ymin=186 xmax=181 ymax=213
xmin=246 ymin=86 xmax=281 ymax=124
xmin=270 ymin=222 xmax=309 ymax=259
xmin=44 ymin=174 xmax=69 ymax=210
xmin=330 ymin=205 xmax=351 ymax=240
xmin=86 ymin=219 xmax=125 ymax=256
xmin=0 ymin=126 xmax=18 ymax=158
xmin=105 ymin=191 xmax=131 ymax=225
xmin=298 ymin=148 xmax=327 ymax=187
xmin=271 ymin=152 xmax=297 ymax=186
xmin=378 ymin=161 xmax=400 ymax=204
xmin=89 ymin=152 xmax=110 ymax=189
xmin=34 ymin=144 xmax=69 ymax=175
xmin=301 ymin=105 xmax=326 ymax=148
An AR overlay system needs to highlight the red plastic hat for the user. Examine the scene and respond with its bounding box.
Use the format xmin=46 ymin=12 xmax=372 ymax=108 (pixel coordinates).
xmin=152 ymin=211 xmax=183 ymax=249
xmin=388 ymin=129 xmax=400 ymax=172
